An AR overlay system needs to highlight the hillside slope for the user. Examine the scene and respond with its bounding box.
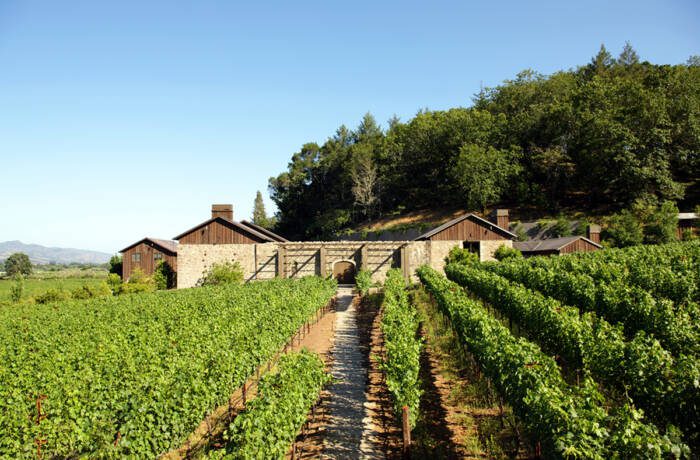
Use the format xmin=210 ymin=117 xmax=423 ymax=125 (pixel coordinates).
xmin=0 ymin=240 xmax=111 ymax=265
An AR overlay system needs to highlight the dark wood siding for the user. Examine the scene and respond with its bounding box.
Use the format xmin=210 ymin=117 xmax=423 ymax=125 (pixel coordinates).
xmin=429 ymin=217 xmax=508 ymax=241
xmin=559 ymin=239 xmax=600 ymax=254
xmin=178 ymin=220 xmax=265 ymax=244
xmin=122 ymin=242 xmax=177 ymax=280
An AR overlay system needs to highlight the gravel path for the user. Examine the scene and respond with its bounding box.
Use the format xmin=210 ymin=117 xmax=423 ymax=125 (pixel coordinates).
xmin=323 ymin=287 xmax=382 ymax=459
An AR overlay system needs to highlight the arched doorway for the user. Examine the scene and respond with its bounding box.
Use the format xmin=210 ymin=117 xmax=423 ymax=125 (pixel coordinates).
xmin=332 ymin=260 xmax=356 ymax=284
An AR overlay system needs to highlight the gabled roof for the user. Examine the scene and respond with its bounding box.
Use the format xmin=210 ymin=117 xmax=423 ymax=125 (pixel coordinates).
xmin=415 ymin=213 xmax=517 ymax=240
xmin=120 ymin=237 xmax=178 ymax=254
xmin=240 ymin=220 xmax=289 ymax=242
xmin=172 ymin=216 xmax=275 ymax=242
xmin=513 ymin=236 xmax=602 ymax=253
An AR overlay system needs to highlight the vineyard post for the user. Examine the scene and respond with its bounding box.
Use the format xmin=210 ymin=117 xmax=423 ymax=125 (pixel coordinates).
xmin=402 ymin=405 xmax=411 ymax=457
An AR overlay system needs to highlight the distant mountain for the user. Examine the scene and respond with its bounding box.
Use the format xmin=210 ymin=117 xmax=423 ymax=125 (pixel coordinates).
xmin=0 ymin=240 xmax=112 ymax=265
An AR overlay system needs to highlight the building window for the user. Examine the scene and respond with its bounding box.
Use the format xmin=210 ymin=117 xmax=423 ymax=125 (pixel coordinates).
xmin=154 ymin=253 xmax=163 ymax=261
xmin=132 ymin=252 xmax=141 ymax=262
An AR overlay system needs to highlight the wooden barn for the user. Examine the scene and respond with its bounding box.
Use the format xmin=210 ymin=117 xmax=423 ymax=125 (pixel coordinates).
xmin=120 ymin=238 xmax=178 ymax=280
xmin=173 ymin=204 xmax=286 ymax=244
xmin=415 ymin=211 xmax=516 ymax=261
xmin=514 ymin=236 xmax=602 ymax=257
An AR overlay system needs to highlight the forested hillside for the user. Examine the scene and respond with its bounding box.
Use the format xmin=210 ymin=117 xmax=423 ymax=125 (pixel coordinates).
xmin=269 ymin=44 xmax=700 ymax=240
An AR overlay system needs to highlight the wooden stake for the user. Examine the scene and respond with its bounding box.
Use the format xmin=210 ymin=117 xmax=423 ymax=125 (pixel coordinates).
xmin=402 ymin=405 xmax=411 ymax=457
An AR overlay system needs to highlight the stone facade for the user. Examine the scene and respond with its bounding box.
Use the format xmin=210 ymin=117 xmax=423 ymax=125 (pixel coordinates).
xmin=176 ymin=239 xmax=512 ymax=288
xmin=479 ymin=239 xmax=512 ymax=262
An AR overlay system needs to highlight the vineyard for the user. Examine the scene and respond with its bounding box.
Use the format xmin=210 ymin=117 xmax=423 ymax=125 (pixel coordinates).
xmin=0 ymin=277 xmax=335 ymax=458
xmin=410 ymin=240 xmax=700 ymax=458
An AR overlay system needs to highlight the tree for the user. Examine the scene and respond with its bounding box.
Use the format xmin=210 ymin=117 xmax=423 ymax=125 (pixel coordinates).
xmin=153 ymin=261 xmax=176 ymax=290
xmin=10 ymin=275 xmax=24 ymax=302
xmin=643 ymin=200 xmax=679 ymax=244
xmin=618 ymin=41 xmax=639 ymax=66
xmin=589 ymin=44 xmax=615 ymax=73
xmin=4 ymin=252 xmax=32 ymax=277
xmin=252 ymin=191 xmax=274 ymax=229
xmin=198 ymin=261 xmax=244 ymax=286
xmin=452 ymin=144 xmax=521 ymax=211
xmin=687 ymin=55 xmax=700 ymax=67
xmin=351 ymin=144 xmax=380 ymax=219
xmin=605 ymin=210 xmax=644 ymax=247
xmin=108 ymin=255 xmax=122 ymax=277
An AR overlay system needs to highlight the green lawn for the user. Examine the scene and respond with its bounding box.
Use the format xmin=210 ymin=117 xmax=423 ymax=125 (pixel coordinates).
xmin=0 ymin=271 xmax=108 ymax=304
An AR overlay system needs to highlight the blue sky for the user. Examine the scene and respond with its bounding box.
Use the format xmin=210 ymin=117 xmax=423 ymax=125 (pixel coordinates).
xmin=0 ymin=0 xmax=698 ymax=254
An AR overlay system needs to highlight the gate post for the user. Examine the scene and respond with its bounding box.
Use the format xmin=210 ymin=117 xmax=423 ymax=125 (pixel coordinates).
xmin=319 ymin=246 xmax=327 ymax=278
xmin=277 ymin=245 xmax=287 ymax=278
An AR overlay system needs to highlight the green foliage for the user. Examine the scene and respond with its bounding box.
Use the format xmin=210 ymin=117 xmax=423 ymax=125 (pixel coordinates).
xmin=106 ymin=273 xmax=122 ymax=295
xmin=681 ymin=228 xmax=696 ymax=241
xmin=69 ymin=282 xmax=112 ymax=300
xmin=444 ymin=246 xmax=478 ymax=265
xmin=199 ymin=261 xmax=244 ymax=286
xmin=484 ymin=241 xmax=700 ymax=357
xmin=269 ymin=47 xmax=699 ymax=239
xmin=381 ymin=269 xmax=422 ymax=428
xmin=447 ymin=262 xmax=698 ymax=447
xmin=121 ymin=267 xmax=156 ymax=294
xmin=511 ymin=221 xmax=528 ymax=241
xmin=0 ymin=276 xmax=336 ymax=457
xmin=153 ymin=261 xmax=176 ymax=290
xmin=451 ymin=144 xmax=521 ymax=210
xmin=216 ymin=350 xmax=330 ymax=459
xmin=34 ymin=288 xmax=70 ymax=304
xmin=4 ymin=253 xmax=32 ymax=277
xmin=252 ymin=190 xmax=276 ymax=229
xmin=355 ymin=268 xmax=372 ymax=295
xmin=108 ymin=255 xmax=122 ymax=277
xmin=643 ymin=201 xmax=679 ymax=244
xmin=551 ymin=214 xmax=573 ymax=237
xmin=605 ymin=209 xmax=644 ymax=247
xmin=493 ymin=245 xmax=522 ymax=261
xmin=9 ymin=275 xmax=24 ymax=303
xmin=418 ymin=266 xmax=682 ymax=458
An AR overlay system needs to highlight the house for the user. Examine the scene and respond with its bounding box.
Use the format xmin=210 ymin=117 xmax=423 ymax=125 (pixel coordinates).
xmin=172 ymin=205 xmax=285 ymax=244
xmin=514 ymin=235 xmax=602 ymax=257
xmin=415 ymin=210 xmax=517 ymax=261
xmin=120 ymin=238 xmax=178 ymax=280
xmin=677 ymin=212 xmax=699 ymax=239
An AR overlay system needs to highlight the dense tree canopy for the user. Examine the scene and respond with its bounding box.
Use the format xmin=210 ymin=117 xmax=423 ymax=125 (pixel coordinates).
xmin=269 ymin=45 xmax=700 ymax=239
xmin=4 ymin=253 xmax=32 ymax=277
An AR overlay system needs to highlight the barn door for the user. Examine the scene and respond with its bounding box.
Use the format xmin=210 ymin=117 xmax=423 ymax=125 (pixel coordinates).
xmin=332 ymin=261 xmax=356 ymax=284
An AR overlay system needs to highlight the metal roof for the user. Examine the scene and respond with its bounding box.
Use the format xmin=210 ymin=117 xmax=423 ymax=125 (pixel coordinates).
xmin=514 ymin=236 xmax=602 ymax=253
xmin=120 ymin=237 xmax=178 ymax=254
xmin=415 ymin=213 xmax=517 ymax=240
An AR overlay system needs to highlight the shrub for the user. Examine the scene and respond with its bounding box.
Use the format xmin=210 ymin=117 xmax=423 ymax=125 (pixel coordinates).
xmin=108 ymin=255 xmax=122 ymax=277
xmin=355 ymin=269 xmax=372 ymax=295
xmin=35 ymin=288 xmax=70 ymax=304
xmin=106 ymin=273 xmax=123 ymax=295
xmin=4 ymin=253 xmax=32 ymax=277
xmin=444 ymin=246 xmax=478 ymax=265
xmin=9 ymin=275 xmax=24 ymax=303
xmin=121 ymin=268 xmax=156 ymax=294
xmin=643 ymin=201 xmax=678 ymax=244
xmin=604 ymin=210 xmax=644 ymax=247
xmin=70 ymin=282 xmax=112 ymax=300
xmin=153 ymin=261 xmax=176 ymax=290
xmin=494 ymin=245 xmax=523 ymax=261
xmin=550 ymin=215 xmax=573 ymax=237
xmin=199 ymin=261 xmax=244 ymax=286
xmin=681 ymin=228 xmax=696 ymax=241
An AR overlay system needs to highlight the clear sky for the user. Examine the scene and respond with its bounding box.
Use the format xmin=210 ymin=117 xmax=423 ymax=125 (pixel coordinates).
xmin=0 ymin=0 xmax=698 ymax=253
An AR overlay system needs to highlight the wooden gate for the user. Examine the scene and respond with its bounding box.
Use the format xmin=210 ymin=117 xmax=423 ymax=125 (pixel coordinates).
xmin=332 ymin=260 xmax=356 ymax=284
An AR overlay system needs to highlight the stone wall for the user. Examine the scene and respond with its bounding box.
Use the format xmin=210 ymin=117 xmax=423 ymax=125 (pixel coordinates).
xmin=176 ymin=238 xmax=510 ymax=288
xmin=479 ymin=239 xmax=512 ymax=262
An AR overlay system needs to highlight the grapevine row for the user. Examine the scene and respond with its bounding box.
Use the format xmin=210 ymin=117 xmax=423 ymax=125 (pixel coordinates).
xmin=483 ymin=258 xmax=700 ymax=356
xmin=207 ymin=350 xmax=330 ymax=459
xmin=0 ymin=277 xmax=336 ymax=458
xmin=380 ymin=268 xmax=422 ymax=428
xmin=446 ymin=262 xmax=698 ymax=449
xmin=417 ymin=265 xmax=680 ymax=459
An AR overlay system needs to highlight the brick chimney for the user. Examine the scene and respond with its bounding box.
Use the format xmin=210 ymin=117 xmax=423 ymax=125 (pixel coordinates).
xmin=211 ymin=204 xmax=233 ymax=221
xmin=587 ymin=224 xmax=601 ymax=244
xmin=490 ymin=209 xmax=510 ymax=230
